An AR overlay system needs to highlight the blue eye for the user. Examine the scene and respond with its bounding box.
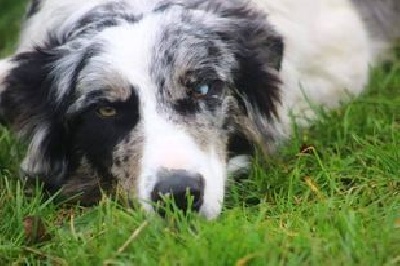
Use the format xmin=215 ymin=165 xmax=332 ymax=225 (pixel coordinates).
xmin=196 ymin=84 xmax=209 ymax=96
xmin=186 ymin=80 xmax=223 ymax=99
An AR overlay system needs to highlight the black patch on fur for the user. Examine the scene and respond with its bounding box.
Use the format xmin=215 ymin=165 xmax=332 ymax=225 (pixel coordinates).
xmin=220 ymin=16 xmax=283 ymax=119
xmin=26 ymin=0 xmax=42 ymax=18
xmin=158 ymin=78 xmax=166 ymax=90
xmin=68 ymin=91 xmax=140 ymax=179
xmin=228 ymin=131 xmax=254 ymax=158
xmin=233 ymin=45 xmax=282 ymax=119
xmin=84 ymin=90 xmax=107 ymax=102
xmin=2 ymin=48 xmax=64 ymax=131
xmin=1 ymin=42 xmax=102 ymax=190
xmin=2 ymin=48 xmax=69 ymax=184
xmin=173 ymin=99 xmax=200 ymax=115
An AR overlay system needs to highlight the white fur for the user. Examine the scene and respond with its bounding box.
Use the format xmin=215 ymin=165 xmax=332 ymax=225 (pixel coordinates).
xmin=0 ymin=59 xmax=15 ymax=95
xmin=18 ymin=0 xmax=110 ymax=52
xmin=227 ymin=155 xmax=251 ymax=176
xmin=20 ymin=124 xmax=52 ymax=175
xmin=252 ymin=0 xmax=374 ymax=137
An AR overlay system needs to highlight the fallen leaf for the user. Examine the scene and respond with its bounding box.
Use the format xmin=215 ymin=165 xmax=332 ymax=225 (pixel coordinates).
xmin=23 ymin=215 xmax=51 ymax=244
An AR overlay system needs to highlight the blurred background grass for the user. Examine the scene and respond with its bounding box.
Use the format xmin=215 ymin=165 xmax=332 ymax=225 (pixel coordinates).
xmin=0 ymin=0 xmax=27 ymax=56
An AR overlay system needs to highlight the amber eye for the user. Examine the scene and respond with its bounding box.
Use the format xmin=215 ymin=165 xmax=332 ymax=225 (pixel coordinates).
xmin=97 ymin=106 xmax=117 ymax=118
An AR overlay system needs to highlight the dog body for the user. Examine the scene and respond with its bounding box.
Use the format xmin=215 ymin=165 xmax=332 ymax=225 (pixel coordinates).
xmin=0 ymin=0 xmax=398 ymax=219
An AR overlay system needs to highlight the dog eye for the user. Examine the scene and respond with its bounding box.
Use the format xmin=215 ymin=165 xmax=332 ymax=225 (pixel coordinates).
xmin=188 ymin=81 xmax=223 ymax=99
xmin=97 ymin=107 xmax=117 ymax=118
xmin=195 ymin=84 xmax=209 ymax=96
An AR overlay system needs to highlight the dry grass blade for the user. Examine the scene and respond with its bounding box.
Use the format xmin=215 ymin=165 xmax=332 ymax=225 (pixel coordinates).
xmin=117 ymin=221 xmax=148 ymax=254
xmin=299 ymin=144 xmax=316 ymax=154
xmin=22 ymin=247 xmax=67 ymax=266
xmin=304 ymin=176 xmax=325 ymax=200
xmin=235 ymin=253 xmax=258 ymax=266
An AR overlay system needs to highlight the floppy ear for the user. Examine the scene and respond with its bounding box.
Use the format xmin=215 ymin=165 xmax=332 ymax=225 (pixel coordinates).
xmin=0 ymin=49 xmax=71 ymax=186
xmin=215 ymin=5 xmax=284 ymax=155
xmin=233 ymin=24 xmax=284 ymax=155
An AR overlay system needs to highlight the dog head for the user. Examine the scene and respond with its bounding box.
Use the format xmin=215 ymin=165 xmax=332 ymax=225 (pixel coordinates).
xmin=0 ymin=0 xmax=283 ymax=219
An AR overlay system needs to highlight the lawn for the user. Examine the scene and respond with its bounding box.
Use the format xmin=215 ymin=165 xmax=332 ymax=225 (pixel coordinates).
xmin=0 ymin=1 xmax=399 ymax=265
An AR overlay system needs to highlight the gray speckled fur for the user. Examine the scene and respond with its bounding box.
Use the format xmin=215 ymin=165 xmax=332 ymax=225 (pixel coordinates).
xmin=352 ymin=0 xmax=400 ymax=42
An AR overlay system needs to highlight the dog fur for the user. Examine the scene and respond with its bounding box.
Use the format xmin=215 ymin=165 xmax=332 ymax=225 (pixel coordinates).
xmin=0 ymin=0 xmax=398 ymax=219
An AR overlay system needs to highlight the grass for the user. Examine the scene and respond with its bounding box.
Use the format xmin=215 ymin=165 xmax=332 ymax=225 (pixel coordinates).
xmin=0 ymin=1 xmax=399 ymax=265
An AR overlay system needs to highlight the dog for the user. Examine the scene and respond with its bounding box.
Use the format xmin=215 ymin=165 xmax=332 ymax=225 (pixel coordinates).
xmin=0 ymin=0 xmax=399 ymax=219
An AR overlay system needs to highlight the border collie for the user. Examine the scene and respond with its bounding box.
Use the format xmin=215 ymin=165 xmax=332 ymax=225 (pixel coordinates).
xmin=0 ymin=0 xmax=399 ymax=219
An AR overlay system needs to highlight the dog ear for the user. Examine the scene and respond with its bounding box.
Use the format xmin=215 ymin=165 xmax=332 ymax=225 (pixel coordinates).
xmin=234 ymin=25 xmax=284 ymax=155
xmin=216 ymin=5 xmax=284 ymax=155
xmin=0 ymin=49 xmax=70 ymax=186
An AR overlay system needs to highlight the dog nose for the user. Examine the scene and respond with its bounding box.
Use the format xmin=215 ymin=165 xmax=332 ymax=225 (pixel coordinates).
xmin=151 ymin=170 xmax=204 ymax=215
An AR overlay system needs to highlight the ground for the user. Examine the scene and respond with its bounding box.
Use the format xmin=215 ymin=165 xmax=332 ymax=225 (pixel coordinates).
xmin=0 ymin=0 xmax=399 ymax=265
